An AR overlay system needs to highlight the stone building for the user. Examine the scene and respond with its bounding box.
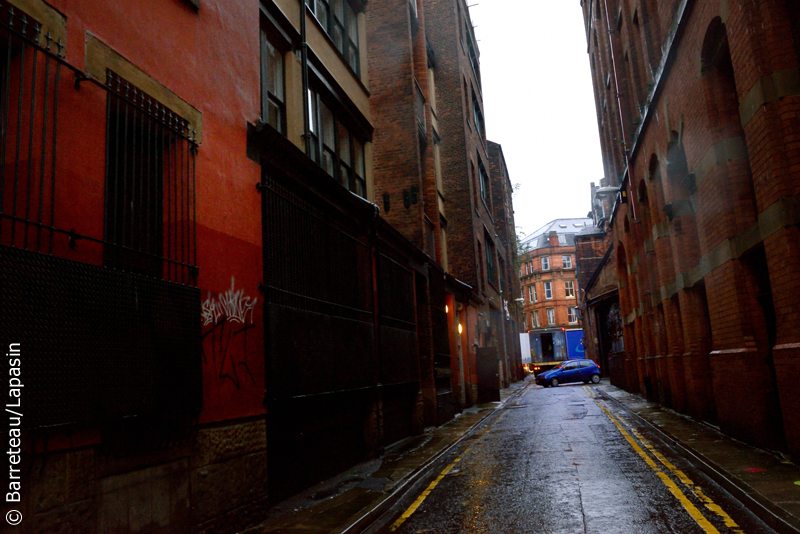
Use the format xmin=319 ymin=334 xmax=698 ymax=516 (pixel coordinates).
xmin=579 ymin=0 xmax=800 ymax=455
xmin=519 ymin=219 xmax=591 ymax=364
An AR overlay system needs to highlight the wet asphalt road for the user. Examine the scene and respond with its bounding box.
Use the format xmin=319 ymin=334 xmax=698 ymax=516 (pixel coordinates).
xmin=377 ymin=381 xmax=777 ymax=534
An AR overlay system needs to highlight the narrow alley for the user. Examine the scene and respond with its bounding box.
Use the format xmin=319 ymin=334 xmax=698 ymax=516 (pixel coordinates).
xmin=378 ymin=382 xmax=775 ymax=534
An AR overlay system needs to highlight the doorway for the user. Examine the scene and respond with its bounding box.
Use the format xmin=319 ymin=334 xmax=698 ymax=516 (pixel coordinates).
xmin=541 ymin=333 xmax=555 ymax=362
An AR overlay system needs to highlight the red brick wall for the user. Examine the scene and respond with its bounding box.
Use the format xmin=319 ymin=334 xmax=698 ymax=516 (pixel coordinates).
xmin=584 ymin=0 xmax=800 ymax=454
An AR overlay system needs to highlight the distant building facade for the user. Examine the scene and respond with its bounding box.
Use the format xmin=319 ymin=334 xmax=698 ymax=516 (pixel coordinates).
xmin=579 ymin=0 xmax=800 ymax=457
xmin=519 ymin=219 xmax=591 ymax=363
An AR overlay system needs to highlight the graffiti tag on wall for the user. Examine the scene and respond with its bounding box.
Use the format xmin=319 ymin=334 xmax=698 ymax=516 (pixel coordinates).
xmin=202 ymin=277 xmax=259 ymax=389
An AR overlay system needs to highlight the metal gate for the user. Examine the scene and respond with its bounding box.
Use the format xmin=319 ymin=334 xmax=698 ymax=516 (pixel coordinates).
xmin=260 ymin=167 xmax=422 ymax=500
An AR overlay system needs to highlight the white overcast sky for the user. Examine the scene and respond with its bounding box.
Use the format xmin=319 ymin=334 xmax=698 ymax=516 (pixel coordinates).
xmin=468 ymin=1 xmax=604 ymax=238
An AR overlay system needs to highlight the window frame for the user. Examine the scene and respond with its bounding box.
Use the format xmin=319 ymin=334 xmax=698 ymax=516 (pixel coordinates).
xmin=562 ymin=254 xmax=572 ymax=269
xmin=478 ymin=157 xmax=489 ymax=205
xmin=541 ymin=256 xmax=550 ymax=270
xmin=544 ymin=281 xmax=553 ymax=300
xmin=546 ymin=308 xmax=555 ymax=326
xmin=307 ymin=87 xmax=367 ymax=198
xmin=472 ymin=89 xmax=484 ymax=138
xmin=306 ymin=0 xmax=361 ymax=76
xmin=260 ymin=27 xmax=288 ymax=135
xmin=485 ymin=234 xmax=497 ymax=288
xmin=565 ymin=280 xmax=575 ymax=298
xmin=568 ymin=306 xmax=579 ymax=324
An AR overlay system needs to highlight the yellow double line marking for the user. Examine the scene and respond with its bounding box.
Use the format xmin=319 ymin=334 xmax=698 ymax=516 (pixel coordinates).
xmin=388 ymin=409 xmax=510 ymax=531
xmin=584 ymin=386 xmax=744 ymax=534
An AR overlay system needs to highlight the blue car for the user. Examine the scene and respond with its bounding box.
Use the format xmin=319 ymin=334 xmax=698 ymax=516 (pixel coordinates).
xmin=536 ymin=359 xmax=601 ymax=387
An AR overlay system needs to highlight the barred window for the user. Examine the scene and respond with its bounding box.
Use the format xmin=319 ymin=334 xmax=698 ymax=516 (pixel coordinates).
xmin=104 ymin=72 xmax=197 ymax=283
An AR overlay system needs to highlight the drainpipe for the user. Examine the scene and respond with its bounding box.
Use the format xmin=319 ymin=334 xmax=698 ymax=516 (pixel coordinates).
xmin=300 ymin=0 xmax=310 ymax=154
xmin=600 ymin=0 xmax=637 ymax=220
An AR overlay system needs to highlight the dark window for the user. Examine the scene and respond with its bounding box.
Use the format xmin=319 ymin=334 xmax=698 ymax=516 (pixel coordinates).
xmin=415 ymin=81 xmax=426 ymax=137
xmin=104 ymin=72 xmax=197 ymax=282
xmin=307 ymin=88 xmax=366 ymax=197
xmin=472 ymin=90 xmax=484 ymax=138
xmin=478 ymin=158 xmax=489 ymax=204
xmin=307 ymin=0 xmax=360 ymax=75
xmin=425 ymin=219 xmax=435 ymax=258
xmin=485 ymin=232 xmax=497 ymax=288
xmin=465 ymin=23 xmax=479 ymax=76
xmin=260 ymin=28 xmax=286 ymax=134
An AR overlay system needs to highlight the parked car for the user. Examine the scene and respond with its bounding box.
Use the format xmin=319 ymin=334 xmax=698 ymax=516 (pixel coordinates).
xmin=536 ymin=359 xmax=601 ymax=387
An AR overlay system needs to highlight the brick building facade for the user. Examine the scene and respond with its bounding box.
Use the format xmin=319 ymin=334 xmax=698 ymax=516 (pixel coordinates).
xmin=579 ymin=0 xmax=800 ymax=455
xmin=520 ymin=219 xmax=591 ymax=363
xmin=422 ymin=0 xmax=522 ymax=397
xmin=0 ymin=0 xmax=519 ymax=531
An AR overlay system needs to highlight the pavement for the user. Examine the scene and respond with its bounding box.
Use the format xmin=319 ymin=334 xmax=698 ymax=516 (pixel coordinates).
xmin=242 ymin=377 xmax=800 ymax=534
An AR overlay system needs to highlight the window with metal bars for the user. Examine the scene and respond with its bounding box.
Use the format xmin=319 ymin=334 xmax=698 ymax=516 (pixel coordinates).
xmin=306 ymin=0 xmax=360 ymax=75
xmin=307 ymin=87 xmax=366 ymax=198
xmin=104 ymin=71 xmax=197 ymax=283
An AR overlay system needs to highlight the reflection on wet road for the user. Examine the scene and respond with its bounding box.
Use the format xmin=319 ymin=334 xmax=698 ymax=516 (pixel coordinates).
xmin=379 ymin=382 xmax=776 ymax=534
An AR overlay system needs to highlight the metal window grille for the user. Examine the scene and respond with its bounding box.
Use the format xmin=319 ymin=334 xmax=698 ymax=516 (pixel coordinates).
xmin=104 ymin=71 xmax=198 ymax=284
xmin=0 ymin=9 xmax=198 ymax=285
xmin=0 ymin=5 xmax=202 ymax=429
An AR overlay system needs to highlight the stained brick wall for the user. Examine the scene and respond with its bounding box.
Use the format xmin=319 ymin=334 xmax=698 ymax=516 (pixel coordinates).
xmin=583 ymin=0 xmax=800 ymax=455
